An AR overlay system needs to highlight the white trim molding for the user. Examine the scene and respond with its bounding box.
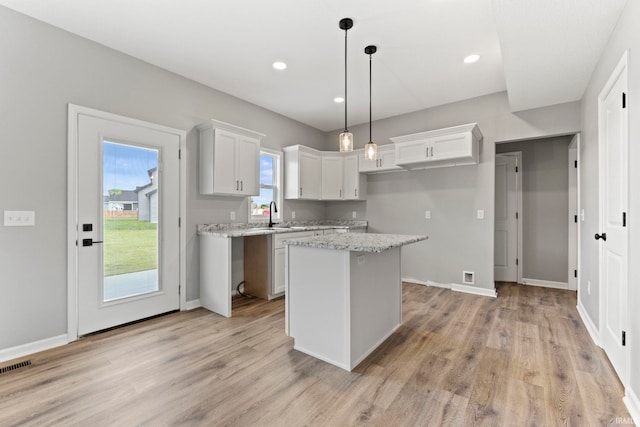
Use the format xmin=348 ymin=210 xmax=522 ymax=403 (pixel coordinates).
xmin=403 ymin=277 xmax=496 ymax=298
xmin=576 ymin=300 xmax=601 ymax=347
xmin=623 ymin=388 xmax=640 ymax=427
xmin=521 ymin=278 xmax=569 ymax=290
xmin=0 ymin=335 xmax=68 ymax=364
xmin=185 ymin=299 xmax=201 ymax=310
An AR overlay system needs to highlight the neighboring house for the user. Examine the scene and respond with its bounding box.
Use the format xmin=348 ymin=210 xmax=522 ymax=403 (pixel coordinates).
xmin=136 ymin=167 xmax=158 ymax=223
xmin=103 ymin=190 xmax=138 ymax=212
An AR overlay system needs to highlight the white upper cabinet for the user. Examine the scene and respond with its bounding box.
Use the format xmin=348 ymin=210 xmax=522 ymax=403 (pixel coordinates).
xmin=284 ymin=145 xmax=321 ymax=199
xmin=392 ymin=123 xmax=482 ymax=170
xmin=198 ymin=120 xmax=264 ymax=196
xmin=321 ymin=154 xmax=343 ymax=199
xmin=343 ymin=154 xmax=366 ymax=200
xmin=358 ymin=144 xmax=403 ymax=173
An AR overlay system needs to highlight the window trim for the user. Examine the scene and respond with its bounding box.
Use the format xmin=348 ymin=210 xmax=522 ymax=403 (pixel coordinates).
xmin=249 ymin=147 xmax=283 ymax=223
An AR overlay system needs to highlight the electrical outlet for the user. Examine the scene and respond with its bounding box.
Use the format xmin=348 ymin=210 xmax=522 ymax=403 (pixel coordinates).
xmin=477 ymin=209 xmax=484 ymax=220
xmin=587 ymin=280 xmax=591 ymax=295
xmin=230 ymin=211 xmax=236 ymax=221
xmin=425 ymin=210 xmax=431 ymax=219
xmin=4 ymin=211 xmax=35 ymax=226
xmin=291 ymin=211 xmax=296 ymax=219
xmin=352 ymin=211 xmax=357 ymax=219
xmin=581 ymin=209 xmax=585 ymax=221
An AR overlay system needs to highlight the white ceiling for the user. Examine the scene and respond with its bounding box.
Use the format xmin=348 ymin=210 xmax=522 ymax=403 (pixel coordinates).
xmin=0 ymin=0 xmax=628 ymax=131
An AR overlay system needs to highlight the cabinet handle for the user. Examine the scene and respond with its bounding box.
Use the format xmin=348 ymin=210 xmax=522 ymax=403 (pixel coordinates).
xmin=430 ymin=146 xmax=434 ymax=157
xmin=380 ymin=158 xmax=383 ymax=167
xmin=376 ymin=159 xmax=379 ymax=167
xmin=236 ymin=180 xmax=239 ymax=191
xmin=426 ymin=147 xmax=429 ymax=158
xmin=241 ymin=180 xmax=243 ymax=191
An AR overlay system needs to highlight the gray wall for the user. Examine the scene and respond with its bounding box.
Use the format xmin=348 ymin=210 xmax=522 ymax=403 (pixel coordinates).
xmin=325 ymin=92 xmax=580 ymax=290
xmin=579 ymin=0 xmax=640 ymax=401
xmin=0 ymin=6 xmax=326 ymax=350
xmin=497 ymin=136 xmax=572 ymax=283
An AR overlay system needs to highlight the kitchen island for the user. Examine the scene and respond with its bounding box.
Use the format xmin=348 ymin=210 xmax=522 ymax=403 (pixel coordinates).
xmin=285 ymin=232 xmax=427 ymax=371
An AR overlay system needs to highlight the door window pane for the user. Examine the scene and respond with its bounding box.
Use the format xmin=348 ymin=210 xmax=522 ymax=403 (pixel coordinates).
xmin=103 ymin=141 xmax=159 ymax=302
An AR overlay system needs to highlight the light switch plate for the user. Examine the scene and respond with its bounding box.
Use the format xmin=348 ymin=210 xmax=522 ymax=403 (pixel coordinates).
xmin=4 ymin=210 xmax=35 ymax=226
xmin=425 ymin=210 xmax=431 ymax=219
xmin=477 ymin=209 xmax=484 ymax=220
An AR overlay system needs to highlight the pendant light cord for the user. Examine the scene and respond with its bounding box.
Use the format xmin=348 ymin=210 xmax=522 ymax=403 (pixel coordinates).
xmin=369 ymin=53 xmax=372 ymax=142
xmin=344 ymin=28 xmax=348 ymax=132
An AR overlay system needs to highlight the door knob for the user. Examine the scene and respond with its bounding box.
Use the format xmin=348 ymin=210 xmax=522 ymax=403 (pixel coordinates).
xmin=594 ymin=233 xmax=607 ymax=241
xmin=82 ymin=238 xmax=104 ymax=247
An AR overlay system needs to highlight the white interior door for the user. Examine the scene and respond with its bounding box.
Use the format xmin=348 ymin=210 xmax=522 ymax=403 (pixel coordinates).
xmin=76 ymin=113 xmax=180 ymax=335
xmin=598 ymin=52 xmax=628 ymax=383
xmin=494 ymin=154 xmax=519 ymax=282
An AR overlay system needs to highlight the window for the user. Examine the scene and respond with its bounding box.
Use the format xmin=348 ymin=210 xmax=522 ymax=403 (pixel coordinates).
xmin=249 ymin=148 xmax=282 ymax=222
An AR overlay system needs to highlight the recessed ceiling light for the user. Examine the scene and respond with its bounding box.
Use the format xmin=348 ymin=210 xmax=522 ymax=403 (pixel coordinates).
xmin=334 ymin=97 xmax=344 ymax=103
xmin=464 ymin=54 xmax=480 ymax=64
xmin=272 ymin=61 xmax=287 ymax=70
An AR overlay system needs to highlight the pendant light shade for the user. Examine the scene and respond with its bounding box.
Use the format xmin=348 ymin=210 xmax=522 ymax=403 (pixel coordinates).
xmin=339 ymin=18 xmax=354 ymax=152
xmin=364 ymin=45 xmax=377 ymax=161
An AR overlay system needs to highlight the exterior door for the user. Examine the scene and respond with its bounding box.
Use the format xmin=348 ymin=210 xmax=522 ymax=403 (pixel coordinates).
xmin=76 ymin=112 xmax=180 ymax=335
xmin=598 ymin=52 xmax=629 ymax=382
xmin=494 ymin=154 xmax=519 ymax=282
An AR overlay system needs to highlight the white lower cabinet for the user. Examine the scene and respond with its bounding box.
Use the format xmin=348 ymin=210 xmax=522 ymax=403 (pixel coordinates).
xmin=273 ymin=231 xmax=315 ymax=298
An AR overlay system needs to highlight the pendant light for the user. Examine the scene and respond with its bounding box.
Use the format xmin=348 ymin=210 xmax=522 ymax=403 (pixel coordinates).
xmin=339 ymin=18 xmax=353 ymax=152
xmin=364 ymin=45 xmax=378 ymax=161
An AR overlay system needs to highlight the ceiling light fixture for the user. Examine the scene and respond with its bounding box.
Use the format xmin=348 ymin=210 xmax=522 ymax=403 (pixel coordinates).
xmin=464 ymin=54 xmax=480 ymax=64
xmin=272 ymin=61 xmax=287 ymax=70
xmin=338 ymin=18 xmax=354 ymax=153
xmin=364 ymin=45 xmax=378 ymax=161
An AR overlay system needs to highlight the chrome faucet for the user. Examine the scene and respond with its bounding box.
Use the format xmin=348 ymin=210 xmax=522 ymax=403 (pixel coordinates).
xmin=268 ymin=201 xmax=278 ymax=227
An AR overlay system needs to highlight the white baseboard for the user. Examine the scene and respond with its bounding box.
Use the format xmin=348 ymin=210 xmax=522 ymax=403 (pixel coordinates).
xmin=576 ymin=300 xmax=601 ymax=347
xmin=451 ymin=283 xmax=497 ymax=298
xmin=185 ymin=299 xmax=201 ymax=310
xmin=403 ymin=277 xmax=496 ymax=298
xmin=0 ymin=334 xmax=68 ymax=364
xmin=522 ymin=278 xmax=569 ymax=290
xmin=623 ymin=387 xmax=640 ymax=427
xmin=402 ymin=277 xmax=451 ymax=289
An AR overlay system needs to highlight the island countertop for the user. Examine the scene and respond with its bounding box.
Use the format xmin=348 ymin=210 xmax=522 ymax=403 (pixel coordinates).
xmin=197 ymin=220 xmax=367 ymax=237
xmin=283 ymin=232 xmax=427 ymax=253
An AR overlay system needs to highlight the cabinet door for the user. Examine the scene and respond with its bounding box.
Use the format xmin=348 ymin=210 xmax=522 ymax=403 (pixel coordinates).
xmin=273 ymin=247 xmax=286 ymax=295
xmin=395 ymin=139 xmax=429 ymax=165
xmin=321 ymin=156 xmax=343 ymax=199
xmin=236 ymin=135 xmax=260 ymax=195
xmin=213 ymin=129 xmax=238 ymax=194
xmin=343 ymin=154 xmax=360 ymax=199
xmin=358 ymin=152 xmax=377 ymax=173
xmin=299 ymin=152 xmax=321 ymax=199
xmin=430 ymin=132 xmax=472 ymax=162
xmin=378 ymin=145 xmax=402 ymax=171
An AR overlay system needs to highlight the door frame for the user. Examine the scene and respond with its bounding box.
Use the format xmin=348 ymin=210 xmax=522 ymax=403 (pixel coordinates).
xmin=568 ymin=135 xmax=580 ymax=291
xmin=494 ymin=151 xmax=523 ymax=283
xmin=597 ymin=51 xmax=629 ymax=386
xmin=67 ymin=104 xmax=187 ymax=342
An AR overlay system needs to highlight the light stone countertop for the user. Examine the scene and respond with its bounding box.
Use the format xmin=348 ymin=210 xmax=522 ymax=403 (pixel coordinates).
xmin=283 ymin=233 xmax=427 ymax=253
xmin=197 ymin=220 xmax=367 ymax=237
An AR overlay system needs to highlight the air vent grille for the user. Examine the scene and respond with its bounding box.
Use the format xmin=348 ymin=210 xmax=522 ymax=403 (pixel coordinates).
xmin=0 ymin=360 xmax=32 ymax=374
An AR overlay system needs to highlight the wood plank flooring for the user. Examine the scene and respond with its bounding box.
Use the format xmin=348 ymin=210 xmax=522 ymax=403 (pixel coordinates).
xmin=0 ymin=282 xmax=631 ymax=426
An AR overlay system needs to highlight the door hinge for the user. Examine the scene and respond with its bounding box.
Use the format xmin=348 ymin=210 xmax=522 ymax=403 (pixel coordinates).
xmin=574 ymin=160 xmax=578 ymax=168
xmin=622 ymin=92 xmax=627 ymax=109
xmin=622 ymin=330 xmax=626 ymax=346
xmin=516 ymin=258 xmax=519 ymax=266
xmin=574 ymin=215 xmax=578 ymax=223
xmin=623 ymin=212 xmax=627 ymax=227
xmin=515 ymin=212 xmax=519 ymax=220
xmin=574 ymin=269 xmax=577 ymax=278
xmin=515 ymin=166 xmax=518 ymax=173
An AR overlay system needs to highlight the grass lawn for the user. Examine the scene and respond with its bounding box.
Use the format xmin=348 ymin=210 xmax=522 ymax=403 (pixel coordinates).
xmin=103 ymin=218 xmax=157 ymax=277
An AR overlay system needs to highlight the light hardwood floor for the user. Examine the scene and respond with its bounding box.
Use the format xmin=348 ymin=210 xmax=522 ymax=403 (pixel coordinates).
xmin=0 ymin=282 xmax=631 ymax=426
